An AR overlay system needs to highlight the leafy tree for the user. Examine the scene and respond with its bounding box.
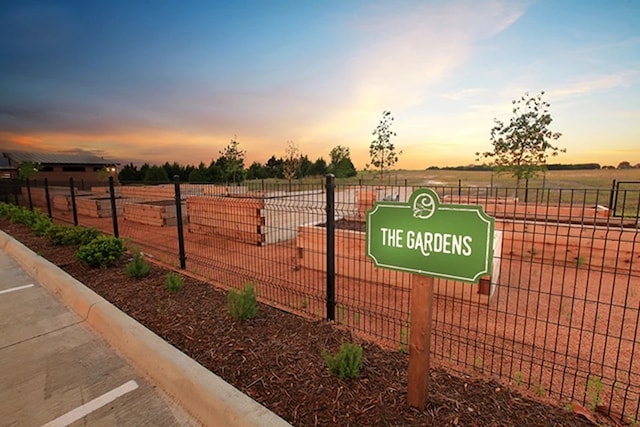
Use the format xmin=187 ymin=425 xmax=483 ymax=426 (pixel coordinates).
xmin=299 ymin=155 xmax=313 ymax=177
xmin=246 ymin=161 xmax=268 ymax=180
xmin=282 ymin=141 xmax=302 ymax=180
xmin=18 ymin=161 xmax=39 ymax=180
xmin=188 ymin=162 xmax=210 ymax=182
xmin=265 ymin=156 xmax=284 ymax=178
xmin=118 ymin=163 xmax=141 ymax=182
xmin=617 ymin=161 xmax=632 ymax=169
xmin=332 ymin=157 xmax=357 ymax=178
xmin=477 ymin=91 xmax=564 ymax=186
xmin=219 ymin=137 xmax=246 ymax=182
xmin=143 ymin=165 xmax=169 ymax=183
xmin=208 ymin=160 xmax=225 ymax=183
xmin=139 ymin=163 xmax=150 ymax=181
xmin=309 ymin=157 xmax=328 ymax=176
xmin=328 ymin=145 xmax=357 ymax=178
xmin=368 ymin=110 xmax=401 ymax=178
xmin=162 ymin=161 xmax=187 ymax=181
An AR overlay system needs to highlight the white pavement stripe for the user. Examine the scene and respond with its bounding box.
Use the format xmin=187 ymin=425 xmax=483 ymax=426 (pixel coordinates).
xmin=41 ymin=380 xmax=139 ymax=427
xmin=0 ymin=284 xmax=34 ymax=295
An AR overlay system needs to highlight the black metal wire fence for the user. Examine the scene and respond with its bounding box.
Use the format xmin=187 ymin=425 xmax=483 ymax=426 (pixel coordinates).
xmin=4 ymin=176 xmax=640 ymax=423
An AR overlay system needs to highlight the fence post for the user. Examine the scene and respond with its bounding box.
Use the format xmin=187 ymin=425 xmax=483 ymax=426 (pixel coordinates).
xmin=174 ymin=175 xmax=186 ymax=269
xmin=44 ymin=178 xmax=52 ymax=218
xmin=609 ymin=179 xmax=616 ymax=211
xmin=69 ymin=177 xmax=78 ymax=226
xmin=109 ymin=177 xmax=119 ymax=238
xmin=524 ymin=178 xmax=529 ymax=203
xmin=325 ymin=174 xmax=336 ymax=321
xmin=26 ymin=178 xmax=33 ymax=211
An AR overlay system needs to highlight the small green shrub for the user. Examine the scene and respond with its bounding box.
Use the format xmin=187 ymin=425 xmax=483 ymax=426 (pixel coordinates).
xmin=0 ymin=202 xmax=12 ymax=218
xmin=322 ymin=342 xmax=363 ymax=380
xmin=7 ymin=205 xmax=36 ymax=226
xmin=30 ymin=211 xmax=53 ymax=236
xmin=125 ymin=248 xmax=151 ymax=278
xmin=227 ymin=283 xmax=258 ymax=320
xmin=75 ymin=236 xmax=125 ymax=268
xmin=47 ymin=225 xmax=101 ymax=246
xmin=165 ymin=271 xmax=184 ymax=292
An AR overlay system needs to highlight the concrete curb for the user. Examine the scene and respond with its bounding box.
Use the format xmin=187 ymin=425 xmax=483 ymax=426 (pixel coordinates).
xmin=0 ymin=230 xmax=291 ymax=427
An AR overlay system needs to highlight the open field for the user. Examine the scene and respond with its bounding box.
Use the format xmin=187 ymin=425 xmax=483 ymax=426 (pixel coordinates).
xmin=247 ymin=169 xmax=640 ymax=190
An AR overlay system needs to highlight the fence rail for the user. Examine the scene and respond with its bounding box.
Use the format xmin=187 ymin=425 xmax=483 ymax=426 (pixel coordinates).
xmin=3 ymin=176 xmax=640 ymax=423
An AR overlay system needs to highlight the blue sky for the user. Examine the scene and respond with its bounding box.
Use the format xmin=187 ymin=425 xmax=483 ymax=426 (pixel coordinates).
xmin=1 ymin=0 xmax=638 ymax=169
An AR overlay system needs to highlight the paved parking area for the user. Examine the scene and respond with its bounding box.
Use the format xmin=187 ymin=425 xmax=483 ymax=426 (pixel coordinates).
xmin=0 ymin=250 xmax=200 ymax=426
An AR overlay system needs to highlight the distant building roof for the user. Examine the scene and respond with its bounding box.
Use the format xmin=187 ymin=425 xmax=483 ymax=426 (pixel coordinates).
xmin=2 ymin=151 xmax=118 ymax=166
xmin=0 ymin=156 xmax=14 ymax=169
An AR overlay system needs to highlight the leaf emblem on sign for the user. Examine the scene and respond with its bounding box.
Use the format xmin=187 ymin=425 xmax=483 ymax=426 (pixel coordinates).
xmin=412 ymin=193 xmax=436 ymax=219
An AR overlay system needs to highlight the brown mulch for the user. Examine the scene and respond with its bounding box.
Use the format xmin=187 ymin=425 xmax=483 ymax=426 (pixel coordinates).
xmin=1 ymin=219 xmax=612 ymax=426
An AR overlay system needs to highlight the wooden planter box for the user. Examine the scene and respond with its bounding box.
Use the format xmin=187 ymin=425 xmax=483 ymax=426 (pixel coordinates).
xmin=124 ymin=200 xmax=186 ymax=227
xmin=52 ymin=194 xmax=70 ymax=212
xmin=187 ymin=196 xmax=265 ymax=245
xmin=296 ymin=224 xmax=413 ymax=287
xmin=76 ymin=196 xmax=125 ymax=218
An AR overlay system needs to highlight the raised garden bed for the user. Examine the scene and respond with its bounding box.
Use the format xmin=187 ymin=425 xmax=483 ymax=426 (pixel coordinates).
xmin=76 ymin=196 xmax=125 ymax=218
xmin=124 ymin=199 xmax=186 ymax=227
xmin=187 ymin=196 xmax=265 ymax=245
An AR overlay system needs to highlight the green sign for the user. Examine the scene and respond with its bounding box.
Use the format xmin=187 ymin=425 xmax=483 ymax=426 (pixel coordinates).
xmin=366 ymin=188 xmax=495 ymax=283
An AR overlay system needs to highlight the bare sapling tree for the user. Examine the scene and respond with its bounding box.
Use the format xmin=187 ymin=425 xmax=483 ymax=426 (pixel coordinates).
xmin=368 ymin=110 xmax=401 ymax=179
xmin=283 ymin=141 xmax=302 ymax=180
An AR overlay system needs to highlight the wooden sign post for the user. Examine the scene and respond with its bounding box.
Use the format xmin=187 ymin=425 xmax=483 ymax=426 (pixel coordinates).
xmin=365 ymin=188 xmax=495 ymax=410
xmin=407 ymin=274 xmax=434 ymax=410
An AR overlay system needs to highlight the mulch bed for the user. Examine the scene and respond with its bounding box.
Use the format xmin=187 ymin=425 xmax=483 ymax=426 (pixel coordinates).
xmin=1 ymin=218 xmax=611 ymax=426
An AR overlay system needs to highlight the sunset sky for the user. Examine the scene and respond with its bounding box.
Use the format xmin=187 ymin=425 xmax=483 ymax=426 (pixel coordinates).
xmin=1 ymin=0 xmax=638 ymax=169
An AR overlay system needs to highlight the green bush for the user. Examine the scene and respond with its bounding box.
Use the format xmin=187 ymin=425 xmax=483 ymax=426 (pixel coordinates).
xmin=28 ymin=210 xmax=52 ymax=236
xmin=227 ymin=283 xmax=258 ymax=320
xmin=165 ymin=271 xmax=184 ymax=292
xmin=75 ymin=236 xmax=125 ymax=268
xmin=0 ymin=202 xmax=11 ymax=218
xmin=322 ymin=343 xmax=363 ymax=379
xmin=8 ymin=205 xmax=37 ymax=226
xmin=0 ymin=204 xmax=53 ymax=234
xmin=125 ymin=248 xmax=151 ymax=278
xmin=47 ymin=224 xmax=100 ymax=246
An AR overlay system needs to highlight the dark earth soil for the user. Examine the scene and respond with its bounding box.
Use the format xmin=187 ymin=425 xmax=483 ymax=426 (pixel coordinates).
xmin=1 ymin=218 xmax=614 ymax=426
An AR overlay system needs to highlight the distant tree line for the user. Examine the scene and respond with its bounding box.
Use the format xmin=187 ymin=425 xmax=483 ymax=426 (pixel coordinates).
xmin=427 ymin=162 xmax=636 ymax=172
xmin=118 ymin=141 xmax=357 ymax=184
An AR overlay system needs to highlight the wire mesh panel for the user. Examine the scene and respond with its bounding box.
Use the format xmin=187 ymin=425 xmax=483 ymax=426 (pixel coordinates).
xmin=180 ymin=181 xmax=329 ymax=319
xmin=7 ymin=176 xmax=639 ymax=422
xmin=423 ymin=185 xmax=640 ymax=421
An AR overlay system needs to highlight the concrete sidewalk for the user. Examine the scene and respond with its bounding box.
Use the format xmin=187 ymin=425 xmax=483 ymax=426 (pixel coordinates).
xmin=0 ymin=230 xmax=291 ymax=427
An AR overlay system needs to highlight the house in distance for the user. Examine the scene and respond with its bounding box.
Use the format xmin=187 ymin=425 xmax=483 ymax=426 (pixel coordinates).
xmin=2 ymin=151 xmax=119 ymax=189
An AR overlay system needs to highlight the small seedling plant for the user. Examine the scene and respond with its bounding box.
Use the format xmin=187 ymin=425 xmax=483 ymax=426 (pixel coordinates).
xmin=165 ymin=271 xmax=184 ymax=292
xmin=125 ymin=247 xmax=151 ymax=278
xmin=227 ymin=283 xmax=258 ymax=320
xmin=322 ymin=342 xmax=363 ymax=379
xmin=587 ymin=375 xmax=604 ymax=410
